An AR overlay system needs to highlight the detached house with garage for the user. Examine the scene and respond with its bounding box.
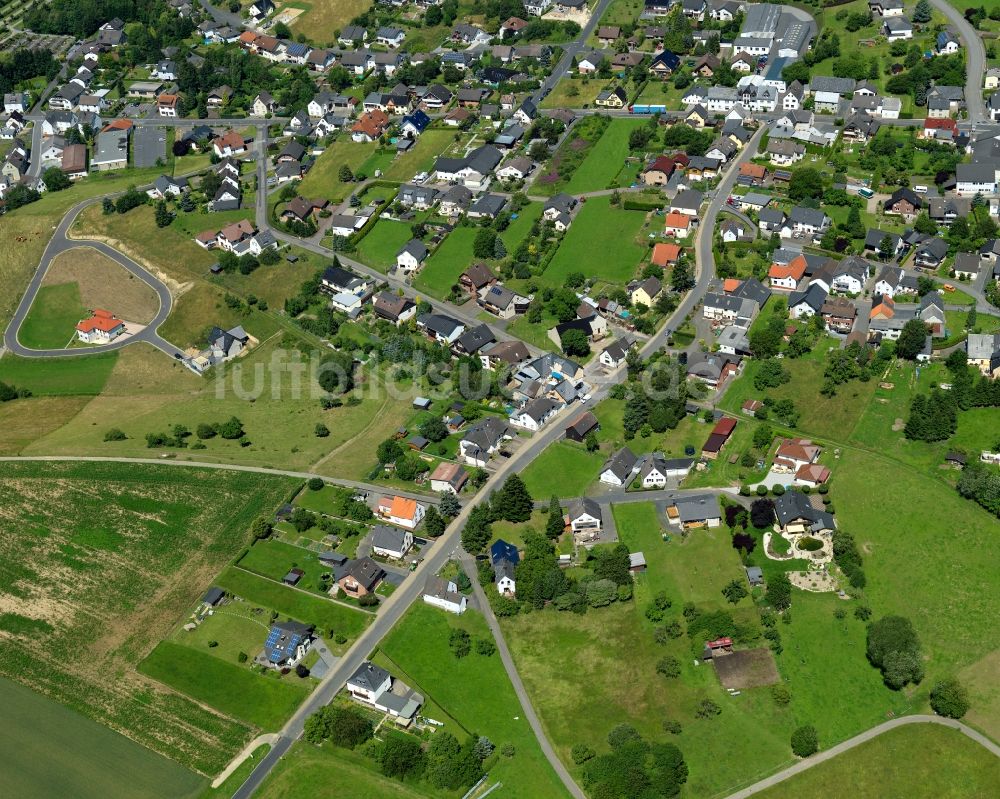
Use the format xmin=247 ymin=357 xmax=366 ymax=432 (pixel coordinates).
xmin=460 ymin=416 xmax=510 ymax=466
xmin=565 ymin=498 xmax=603 ymax=544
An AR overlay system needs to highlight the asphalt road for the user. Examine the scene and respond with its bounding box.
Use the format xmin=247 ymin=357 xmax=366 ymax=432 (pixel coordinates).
xmin=2 ymin=200 xmax=183 ymax=358
xmin=252 ymin=126 xmax=549 ymax=356
xmin=641 ymin=127 xmax=765 ymax=356
xmin=927 ymin=0 xmax=987 ymax=124
xmin=533 ymin=0 xmax=616 ymax=103
xmin=724 ymin=714 xmax=1000 ymax=798
xmin=0 ymin=455 xmax=441 ymax=504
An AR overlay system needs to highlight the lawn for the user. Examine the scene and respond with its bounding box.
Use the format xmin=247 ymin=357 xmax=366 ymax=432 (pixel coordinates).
xmin=297 ymin=138 xmax=377 ymax=203
xmin=520 ymin=440 xmax=603 ymax=498
xmin=378 ymin=603 xmax=572 ymax=799
xmin=539 ymin=76 xmax=612 ymax=109
xmin=834 ymin=448 xmax=1000 ymax=685
xmin=19 ymin=340 xmax=416 ymax=478
xmin=533 ymin=115 xmax=611 ymax=197
xmin=380 ymin=129 xmax=456 ymax=182
xmin=542 ymin=197 xmax=649 ymax=288
xmin=42 ymin=246 xmax=160 ymax=323
xmin=1 ymin=675 xmax=204 ymax=799
xmin=413 ymin=227 xmax=483 ymax=298
xmin=0 ymin=460 xmax=297 ymax=775
xmin=17 ymin=282 xmax=86 ymax=349
xmin=563 ymin=117 xmax=648 ymax=195
xmin=286 ymin=0 xmax=371 ymax=40
xmin=0 ymin=351 xmax=118 ymax=395
xmin=139 ymin=642 xmax=310 ymax=730
xmin=237 ymin=538 xmax=335 ymax=593
xmin=256 ymin=742 xmax=442 ymax=799
xmin=355 ymin=218 xmax=414 ymax=272
xmin=720 ymin=337 xmax=878 ymax=442
xmin=755 ymin=723 xmax=1000 ymax=799
xmin=214 ymin=566 xmax=371 ymax=646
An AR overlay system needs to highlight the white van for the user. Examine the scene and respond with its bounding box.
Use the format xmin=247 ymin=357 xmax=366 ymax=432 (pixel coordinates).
xmin=913 ymin=184 xmax=928 ymax=194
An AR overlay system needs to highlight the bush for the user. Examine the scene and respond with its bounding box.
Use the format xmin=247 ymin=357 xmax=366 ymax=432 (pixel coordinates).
xmin=238 ymin=651 xmax=248 ymax=663
xmin=662 ymin=719 xmax=682 ymax=735
xmin=475 ymin=637 xmax=496 ymax=656
xmin=791 ymin=725 xmax=819 ymax=757
xmin=358 ymin=593 xmax=379 ymax=607
xmin=308 ymin=477 xmax=324 ymax=491
xmin=771 ymin=684 xmax=792 ymax=706
xmin=571 ymin=744 xmax=595 ymax=764
xmin=930 ymin=678 xmax=970 ymax=719
xmin=315 ymin=423 xmax=330 ymax=437
xmin=771 ymin=484 xmax=785 ymax=496
xmin=196 ymin=423 xmax=217 ymax=439
xmin=103 ymin=428 xmax=127 ymax=441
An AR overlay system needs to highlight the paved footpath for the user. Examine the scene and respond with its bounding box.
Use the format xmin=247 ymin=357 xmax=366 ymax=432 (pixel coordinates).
xmin=724 ymin=715 xmax=1000 ymax=799
xmin=460 ymin=551 xmax=587 ymax=799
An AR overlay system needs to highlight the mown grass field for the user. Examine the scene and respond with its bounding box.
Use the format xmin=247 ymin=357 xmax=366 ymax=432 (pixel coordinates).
xmin=214 ymin=566 xmax=372 ymax=646
xmin=0 ymin=351 xmax=119 ymax=395
xmin=1 ymin=675 xmax=205 ymax=799
xmin=377 ymin=603 xmax=572 ymax=799
xmin=543 ymin=197 xmax=649 ymax=288
xmin=721 ymin=336 xmax=878 ymax=441
xmin=285 ymin=0 xmax=371 ymax=41
xmin=521 ymin=440 xmax=603 ymax=498
xmin=414 ymin=227 xmax=479 ymax=298
xmin=257 ymin=743 xmax=442 ymax=799
xmin=756 ymin=723 xmax=1000 ymax=799
xmin=15 ymin=340 xmax=415 ymax=477
xmin=501 ymin=498 xmax=918 ymax=797
xmin=380 ymin=129 xmax=456 ymax=182
xmin=17 ymin=282 xmax=86 ymax=349
xmin=563 ymin=118 xmax=647 ymax=195
xmin=355 ymin=218 xmax=415 ymax=272
xmin=139 ymin=642 xmax=309 ymax=730
xmin=297 ymin=138 xmax=377 ymax=203
xmin=42 ymin=246 xmax=160 ymax=323
xmin=0 ymin=460 xmax=297 ymax=774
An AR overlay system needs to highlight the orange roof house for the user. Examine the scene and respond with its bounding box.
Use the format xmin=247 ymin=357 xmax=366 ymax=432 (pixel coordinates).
xmin=651 ymin=242 xmax=681 ymax=266
xmin=768 ymin=254 xmax=807 ymax=285
xmin=722 ymin=278 xmax=742 ymax=293
xmin=351 ymin=109 xmax=390 ymax=140
xmin=664 ymin=212 xmax=692 ymax=234
xmin=101 ymin=118 xmax=133 ymax=132
xmin=870 ymin=296 xmax=895 ymax=319
xmin=76 ymin=309 xmax=125 ymax=340
xmin=739 ymin=162 xmax=766 ymax=180
xmin=238 ymin=31 xmax=259 ymax=46
xmin=376 ymin=494 xmax=426 ymax=529
xmin=795 ymin=463 xmax=831 ymax=485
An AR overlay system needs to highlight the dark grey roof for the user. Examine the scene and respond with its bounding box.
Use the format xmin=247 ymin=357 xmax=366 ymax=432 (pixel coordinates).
xmin=455 ymin=323 xmax=496 ymax=354
xmin=673 ymin=493 xmax=721 ymax=522
xmin=733 ymin=277 xmax=771 ymax=307
xmin=463 ymin=416 xmax=509 ymax=451
xmin=568 ymin=496 xmax=601 ymax=521
xmin=601 ymin=446 xmax=638 ymax=481
xmin=789 ymin=282 xmax=827 ymax=312
xmin=349 ymin=661 xmax=391 ymax=692
xmin=773 ymin=490 xmax=835 ymax=529
xmin=418 ymin=313 xmax=464 ymax=338
xmin=370 ymin=524 xmax=409 ymax=552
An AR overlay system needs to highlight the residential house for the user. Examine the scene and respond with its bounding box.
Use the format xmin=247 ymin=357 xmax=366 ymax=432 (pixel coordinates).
xmin=631 ymin=277 xmax=662 ymax=308
xmin=491 ymin=539 xmax=519 ymax=596
xmin=821 ymin=297 xmax=858 ymax=334
xmin=914 ymin=237 xmax=949 ymax=269
xmin=423 ymin=577 xmax=468 ymax=614
xmin=566 ymin=498 xmax=603 ymax=544
xmin=429 ymin=462 xmax=469 ymax=495
xmin=669 ymin=494 xmax=722 ymax=529
xmin=773 ymin=490 xmax=835 ymax=533
xmin=565 ymin=411 xmax=600 ymax=442
xmin=376 ymin=496 xmax=426 ymax=530
xmin=478 ymin=284 xmax=529 ymax=319
xmin=396 ymin=239 xmax=429 ymax=273
xmin=76 ymin=309 xmax=125 ymax=344
xmin=370 ymin=525 xmax=414 ymax=559
xmin=511 ymin=397 xmax=559 ymax=431
xmin=459 ymin=417 xmax=510 ymax=466
xmin=262 ymin=621 xmax=313 ymax=668
xmin=966 ymin=332 xmax=1000 ymax=377
xmin=373 ymin=291 xmax=416 ymax=325
xmin=337 ymin=557 xmax=386 ymax=597
xmin=600 ymin=446 xmax=639 ymax=486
